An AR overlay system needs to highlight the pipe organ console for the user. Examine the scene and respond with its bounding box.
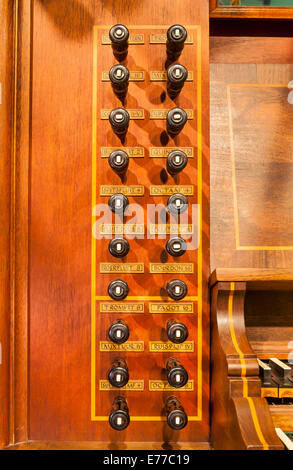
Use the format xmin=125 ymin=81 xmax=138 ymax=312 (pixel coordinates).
xmin=1 ymin=0 xmax=293 ymax=453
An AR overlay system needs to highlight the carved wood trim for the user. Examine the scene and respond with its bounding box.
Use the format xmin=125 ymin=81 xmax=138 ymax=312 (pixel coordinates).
xmin=211 ymin=281 xmax=283 ymax=450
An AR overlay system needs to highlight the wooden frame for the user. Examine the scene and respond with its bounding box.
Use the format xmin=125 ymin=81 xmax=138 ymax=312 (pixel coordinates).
xmin=210 ymin=0 xmax=293 ymax=18
xmin=210 ymin=268 xmax=292 ymax=450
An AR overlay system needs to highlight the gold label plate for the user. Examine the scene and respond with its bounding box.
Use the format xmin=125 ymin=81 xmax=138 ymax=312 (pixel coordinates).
xmin=150 ymin=71 xmax=193 ymax=81
xmin=150 ymin=109 xmax=193 ymax=120
xmin=149 ymin=341 xmax=194 ymax=352
xmin=149 ymin=147 xmax=193 ymax=158
xmin=100 ymin=185 xmax=144 ymax=196
xmin=150 ymin=185 xmax=194 ymax=196
xmin=149 ymin=303 xmax=194 ymax=314
xmin=150 ymin=263 xmax=194 ymax=274
xmin=100 ymin=302 xmax=144 ymax=313
xmin=101 ymin=109 xmax=145 ymax=120
xmin=149 ymin=33 xmax=193 ymax=44
xmin=100 ymin=147 xmax=144 ymax=158
xmin=100 ymin=380 xmax=144 ymax=391
xmin=102 ymin=71 xmax=145 ymax=81
xmin=102 ymin=33 xmax=145 ymax=45
xmin=99 ymin=224 xmax=145 ymax=235
xmin=100 ymin=263 xmax=144 ymax=274
xmin=149 ymin=224 xmax=193 ymax=235
xmin=149 ymin=380 xmax=194 ymax=391
xmin=99 ymin=341 xmax=144 ymax=352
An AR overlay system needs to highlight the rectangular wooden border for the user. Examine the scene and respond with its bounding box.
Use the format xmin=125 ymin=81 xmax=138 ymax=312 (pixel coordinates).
xmin=210 ymin=0 xmax=293 ymax=18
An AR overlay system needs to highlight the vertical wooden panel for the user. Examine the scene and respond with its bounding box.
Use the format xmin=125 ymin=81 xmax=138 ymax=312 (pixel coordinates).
xmin=0 ymin=0 xmax=13 ymax=449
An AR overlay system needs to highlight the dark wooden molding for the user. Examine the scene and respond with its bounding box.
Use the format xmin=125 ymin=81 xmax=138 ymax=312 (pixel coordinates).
xmin=211 ymin=279 xmax=283 ymax=450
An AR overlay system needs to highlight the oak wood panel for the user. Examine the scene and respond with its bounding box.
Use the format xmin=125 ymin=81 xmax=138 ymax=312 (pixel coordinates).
xmin=270 ymin=406 xmax=293 ymax=431
xmin=22 ymin=0 xmax=211 ymax=445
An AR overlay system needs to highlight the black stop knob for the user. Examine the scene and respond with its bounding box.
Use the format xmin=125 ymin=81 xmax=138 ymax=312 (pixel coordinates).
xmin=109 ymin=108 xmax=130 ymax=137
xmin=109 ymin=24 xmax=129 ymax=60
xmin=109 ymin=65 xmax=129 ymax=98
xmin=108 ymin=319 xmax=129 ymax=344
xmin=108 ymin=358 xmax=129 ymax=388
xmin=166 ymin=25 xmax=187 ymax=60
xmin=108 ymin=280 xmax=129 ymax=301
xmin=167 ymin=193 xmax=188 ymax=215
xmin=109 ymin=396 xmax=130 ymax=431
xmin=166 ymin=396 xmax=188 ymax=430
xmin=166 ymin=319 xmax=188 ymax=343
xmin=108 ymin=193 xmax=129 ymax=215
xmin=166 ymin=358 xmax=188 ymax=388
xmin=109 ymin=150 xmax=129 ymax=175
xmin=167 ymin=64 xmax=188 ymax=97
xmin=166 ymin=280 xmax=188 ymax=301
xmin=167 ymin=150 xmax=188 ymax=175
xmin=166 ymin=237 xmax=187 ymax=257
xmin=166 ymin=108 xmax=187 ymax=136
xmin=109 ymin=238 xmax=130 ymax=258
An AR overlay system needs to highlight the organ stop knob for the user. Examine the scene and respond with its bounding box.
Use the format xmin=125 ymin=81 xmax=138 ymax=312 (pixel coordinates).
xmin=108 ymin=193 xmax=129 ymax=215
xmin=109 ymin=149 xmax=129 ymax=175
xmin=109 ymin=108 xmax=130 ymax=138
xmin=109 ymin=24 xmax=129 ymax=61
xmin=166 ymin=280 xmax=188 ymax=301
xmin=166 ymin=319 xmax=188 ymax=343
xmin=109 ymin=238 xmax=130 ymax=258
xmin=167 ymin=193 xmax=188 ymax=215
xmin=167 ymin=149 xmax=188 ymax=175
xmin=167 ymin=64 xmax=188 ymax=97
xmin=108 ymin=319 xmax=129 ymax=344
xmin=166 ymin=396 xmax=188 ymax=430
xmin=166 ymin=237 xmax=187 ymax=257
xmin=108 ymin=280 xmax=129 ymax=301
xmin=166 ymin=107 xmax=187 ymax=137
xmin=109 ymin=64 xmax=129 ymax=99
xmin=166 ymin=358 xmax=188 ymax=388
xmin=108 ymin=358 xmax=129 ymax=388
xmin=109 ymin=396 xmax=130 ymax=431
xmin=166 ymin=24 xmax=187 ymax=61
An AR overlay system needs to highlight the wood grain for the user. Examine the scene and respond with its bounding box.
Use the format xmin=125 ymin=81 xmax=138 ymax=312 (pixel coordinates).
xmin=0 ymin=0 xmax=13 ymax=449
xmin=0 ymin=0 xmax=211 ymax=447
xmin=210 ymin=0 xmax=293 ymax=18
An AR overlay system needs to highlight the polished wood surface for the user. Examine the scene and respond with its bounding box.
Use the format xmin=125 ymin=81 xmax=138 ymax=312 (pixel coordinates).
xmin=1 ymin=0 xmax=210 ymax=448
xmin=0 ymin=0 xmax=13 ymax=449
xmin=5 ymin=440 xmax=211 ymax=450
xmin=211 ymin=57 xmax=293 ymax=271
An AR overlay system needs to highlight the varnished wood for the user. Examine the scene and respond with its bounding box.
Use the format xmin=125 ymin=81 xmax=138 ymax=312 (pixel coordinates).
xmin=211 ymin=37 xmax=293 ymax=64
xmin=4 ymin=440 xmax=211 ymax=450
xmin=1 ymin=0 xmax=210 ymax=448
xmin=0 ymin=0 xmax=14 ymax=449
xmin=211 ymin=280 xmax=283 ymax=450
xmin=210 ymin=0 xmax=293 ymax=19
xmin=210 ymin=268 xmax=293 ymax=288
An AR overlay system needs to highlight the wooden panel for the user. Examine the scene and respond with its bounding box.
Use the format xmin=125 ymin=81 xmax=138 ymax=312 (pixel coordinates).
xmin=211 ymin=60 xmax=293 ymax=271
xmin=210 ymin=37 xmax=293 ymax=64
xmin=22 ymin=0 xmax=210 ymax=445
xmin=0 ymin=0 xmax=13 ymax=449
